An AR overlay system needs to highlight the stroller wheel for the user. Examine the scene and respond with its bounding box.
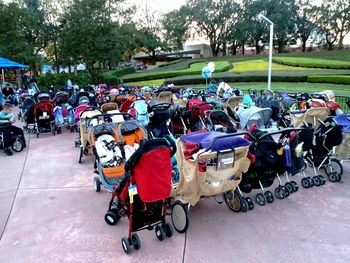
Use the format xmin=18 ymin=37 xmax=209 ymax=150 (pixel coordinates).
xmin=285 ymin=182 xmax=294 ymax=194
xmin=264 ymin=191 xmax=274 ymax=203
xmin=312 ymin=176 xmax=321 ymax=186
xmin=241 ymin=198 xmax=248 ymax=212
xmin=317 ymin=175 xmax=326 ymax=185
xmin=78 ymin=147 xmax=83 ymax=163
xmin=328 ymin=172 xmax=339 ymax=183
xmin=93 ymin=176 xmax=101 ymax=192
xmin=245 ymin=197 xmax=254 ymax=210
xmin=301 ymin=178 xmax=310 ymax=188
xmin=171 ymin=201 xmax=189 ymax=234
xmin=224 ymin=189 xmax=243 ymax=212
xmin=105 ymin=209 xmax=121 ymax=225
xmin=163 ymin=222 xmax=173 ymax=238
xmin=291 ymin=181 xmax=299 ymax=192
xmin=325 ymin=158 xmax=343 ymax=176
xmin=131 ymin=233 xmax=141 ymax=250
xmin=12 ymin=138 xmax=24 ymax=152
xmin=281 ymin=186 xmax=290 ymax=198
xmin=307 ymin=177 xmax=314 ymax=187
xmin=121 ymin=237 xmax=131 ymax=254
xmin=155 ymin=225 xmax=165 ymax=241
xmin=84 ymin=148 xmax=89 ymax=155
xmin=274 ymin=186 xmax=285 ymax=199
xmin=255 ymin=193 xmax=266 ymax=206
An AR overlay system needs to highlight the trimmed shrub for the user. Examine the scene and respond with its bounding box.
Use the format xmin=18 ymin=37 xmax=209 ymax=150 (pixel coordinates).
xmin=307 ymin=75 xmax=350 ymax=85
xmin=273 ymin=57 xmax=350 ymax=69
xmin=37 ymin=73 xmax=92 ymax=88
xmin=101 ymin=67 xmax=135 ymax=85
xmin=121 ymin=61 xmax=233 ymax=82
xmin=158 ymin=59 xmax=187 ymax=68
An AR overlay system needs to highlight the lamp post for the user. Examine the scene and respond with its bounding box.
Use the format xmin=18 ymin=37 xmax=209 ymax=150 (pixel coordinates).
xmin=257 ymin=13 xmax=274 ymax=91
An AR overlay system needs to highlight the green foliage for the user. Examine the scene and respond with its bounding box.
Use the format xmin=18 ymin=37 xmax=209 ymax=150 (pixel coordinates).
xmin=158 ymin=59 xmax=188 ymax=68
xmin=101 ymin=67 xmax=135 ymax=84
xmin=273 ymin=57 xmax=350 ymax=69
xmin=37 ymin=73 xmax=92 ymax=87
xmin=307 ymin=75 xmax=350 ymax=85
xmin=121 ymin=61 xmax=232 ymax=82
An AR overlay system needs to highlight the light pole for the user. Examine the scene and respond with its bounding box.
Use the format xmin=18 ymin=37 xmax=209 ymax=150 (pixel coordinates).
xmin=257 ymin=13 xmax=274 ymax=91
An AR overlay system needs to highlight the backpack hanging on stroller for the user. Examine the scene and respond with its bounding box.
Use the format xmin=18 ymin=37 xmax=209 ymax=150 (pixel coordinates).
xmin=105 ymin=138 xmax=176 ymax=254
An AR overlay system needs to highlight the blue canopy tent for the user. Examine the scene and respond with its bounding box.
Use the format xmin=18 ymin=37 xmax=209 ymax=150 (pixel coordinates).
xmin=0 ymin=57 xmax=29 ymax=86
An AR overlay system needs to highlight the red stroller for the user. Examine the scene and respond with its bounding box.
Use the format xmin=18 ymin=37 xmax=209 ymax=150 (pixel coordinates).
xmin=34 ymin=95 xmax=56 ymax=137
xmin=105 ymin=137 xmax=176 ymax=254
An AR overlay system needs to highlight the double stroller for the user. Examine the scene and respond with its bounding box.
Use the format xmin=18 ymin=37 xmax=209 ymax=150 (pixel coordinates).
xmin=105 ymin=138 xmax=176 ymax=254
xmin=88 ymin=113 xmax=147 ymax=193
xmin=171 ymin=131 xmax=251 ymax=233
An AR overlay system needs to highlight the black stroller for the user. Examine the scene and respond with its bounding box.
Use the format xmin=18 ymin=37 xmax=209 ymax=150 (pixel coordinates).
xmin=105 ymin=138 xmax=176 ymax=254
xmin=0 ymin=122 xmax=26 ymax=153
xmin=301 ymin=118 xmax=343 ymax=185
xmin=20 ymin=97 xmax=36 ymax=133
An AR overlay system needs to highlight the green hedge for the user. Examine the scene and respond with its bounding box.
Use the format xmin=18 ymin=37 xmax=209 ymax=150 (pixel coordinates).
xmin=273 ymin=57 xmax=350 ymax=69
xmin=307 ymin=75 xmax=350 ymax=85
xmin=165 ymin=74 xmax=308 ymax=85
xmin=37 ymin=73 xmax=92 ymax=87
xmin=101 ymin=67 xmax=135 ymax=85
xmin=158 ymin=59 xmax=187 ymax=68
xmin=121 ymin=61 xmax=233 ymax=82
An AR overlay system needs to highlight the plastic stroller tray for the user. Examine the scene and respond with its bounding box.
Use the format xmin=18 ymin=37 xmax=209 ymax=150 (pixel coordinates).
xmin=180 ymin=131 xmax=250 ymax=152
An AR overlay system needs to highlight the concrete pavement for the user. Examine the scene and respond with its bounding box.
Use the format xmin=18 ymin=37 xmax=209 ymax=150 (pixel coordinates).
xmin=0 ymin=115 xmax=349 ymax=263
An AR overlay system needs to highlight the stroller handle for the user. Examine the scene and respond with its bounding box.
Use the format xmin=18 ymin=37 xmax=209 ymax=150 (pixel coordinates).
xmin=80 ymin=106 xmax=102 ymax=116
xmin=149 ymin=102 xmax=172 ymax=111
xmin=205 ymin=131 xmax=256 ymax=151
xmin=257 ymin=128 xmax=305 ymax=141
xmin=86 ymin=112 xmax=135 ymax=127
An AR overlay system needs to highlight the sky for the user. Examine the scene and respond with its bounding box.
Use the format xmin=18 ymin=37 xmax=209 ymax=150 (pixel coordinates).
xmin=130 ymin=0 xmax=186 ymax=13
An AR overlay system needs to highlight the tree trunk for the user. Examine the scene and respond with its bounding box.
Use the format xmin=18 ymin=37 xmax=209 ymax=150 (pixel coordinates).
xmin=222 ymin=41 xmax=227 ymax=56
xmin=277 ymin=41 xmax=284 ymax=53
xmin=255 ymin=40 xmax=261 ymax=55
xmin=338 ymin=34 xmax=344 ymax=49
xmin=53 ymin=40 xmax=60 ymax=74
xmin=210 ymin=43 xmax=217 ymax=57
xmin=241 ymin=41 xmax=245 ymax=55
xmin=231 ymin=45 xmax=237 ymax=56
xmin=301 ymin=40 xmax=307 ymax=52
xmin=68 ymin=62 xmax=72 ymax=74
xmin=31 ymin=62 xmax=38 ymax=77
xmin=151 ymin=50 xmax=156 ymax=65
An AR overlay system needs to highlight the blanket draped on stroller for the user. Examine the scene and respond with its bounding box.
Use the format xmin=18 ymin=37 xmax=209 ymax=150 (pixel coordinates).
xmin=172 ymin=131 xmax=251 ymax=206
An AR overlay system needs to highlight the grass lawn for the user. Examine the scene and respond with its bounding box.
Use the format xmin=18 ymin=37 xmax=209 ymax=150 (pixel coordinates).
xmin=124 ymin=79 xmax=165 ymax=86
xmin=120 ymin=61 xmax=231 ymax=82
xmin=230 ymin=59 xmax=311 ymax=72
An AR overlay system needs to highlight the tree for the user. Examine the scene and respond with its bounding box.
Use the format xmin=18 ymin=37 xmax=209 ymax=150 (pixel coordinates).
xmin=316 ymin=0 xmax=350 ymax=50
xmin=186 ymin=0 xmax=241 ymax=57
xmin=162 ymin=7 xmax=190 ymax=51
xmin=58 ymin=0 xmax=121 ymax=81
xmin=295 ymin=0 xmax=317 ymax=52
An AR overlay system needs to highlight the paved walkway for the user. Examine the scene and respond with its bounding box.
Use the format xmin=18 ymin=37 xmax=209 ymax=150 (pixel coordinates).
xmin=0 ymin=111 xmax=350 ymax=263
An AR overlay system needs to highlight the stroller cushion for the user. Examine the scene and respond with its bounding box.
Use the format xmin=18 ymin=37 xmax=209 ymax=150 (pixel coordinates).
xmin=95 ymin=134 xmax=122 ymax=165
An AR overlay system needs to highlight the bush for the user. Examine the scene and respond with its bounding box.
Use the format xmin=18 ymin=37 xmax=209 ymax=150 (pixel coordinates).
xmin=307 ymin=75 xmax=350 ymax=85
xmin=273 ymin=57 xmax=350 ymax=69
xmin=121 ymin=61 xmax=233 ymax=82
xmin=101 ymin=67 xmax=135 ymax=85
xmin=165 ymin=73 xmax=308 ymax=85
xmin=37 ymin=72 xmax=92 ymax=88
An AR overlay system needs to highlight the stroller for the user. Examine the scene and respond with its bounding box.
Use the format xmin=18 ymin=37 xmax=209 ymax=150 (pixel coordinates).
xmin=186 ymin=98 xmax=212 ymax=132
xmin=203 ymin=110 xmax=237 ymax=133
xmin=33 ymin=94 xmax=56 ymax=137
xmin=128 ymin=100 xmax=150 ymax=128
xmin=237 ymin=128 xmax=306 ymax=210
xmin=291 ymin=107 xmax=330 ymax=128
xmin=301 ymin=118 xmax=344 ymax=184
xmin=20 ymin=97 xmax=36 ymax=133
xmin=89 ymin=113 xmax=147 ymax=193
xmin=0 ymin=121 xmax=26 ymax=153
xmin=240 ymin=107 xmax=273 ymax=130
xmin=171 ymin=131 xmax=251 ymax=233
xmin=105 ymin=138 xmax=176 ymax=254
xmin=76 ymin=106 xmax=103 ymax=163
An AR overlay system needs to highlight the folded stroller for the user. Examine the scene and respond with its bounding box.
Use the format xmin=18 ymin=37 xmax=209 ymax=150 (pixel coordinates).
xmin=20 ymin=97 xmax=36 ymax=133
xmin=76 ymin=106 xmax=103 ymax=163
xmin=89 ymin=113 xmax=147 ymax=192
xmin=105 ymin=138 xmax=176 ymax=254
xmin=171 ymin=131 xmax=251 ymax=233
xmin=301 ymin=118 xmax=343 ymax=184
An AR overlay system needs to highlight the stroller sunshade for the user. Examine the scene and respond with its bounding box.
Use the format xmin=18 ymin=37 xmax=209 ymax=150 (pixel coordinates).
xmin=181 ymin=131 xmax=250 ymax=152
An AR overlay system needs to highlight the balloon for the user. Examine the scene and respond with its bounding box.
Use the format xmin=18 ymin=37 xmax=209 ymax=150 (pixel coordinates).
xmin=208 ymin=62 xmax=215 ymax=73
xmin=202 ymin=66 xmax=212 ymax=79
